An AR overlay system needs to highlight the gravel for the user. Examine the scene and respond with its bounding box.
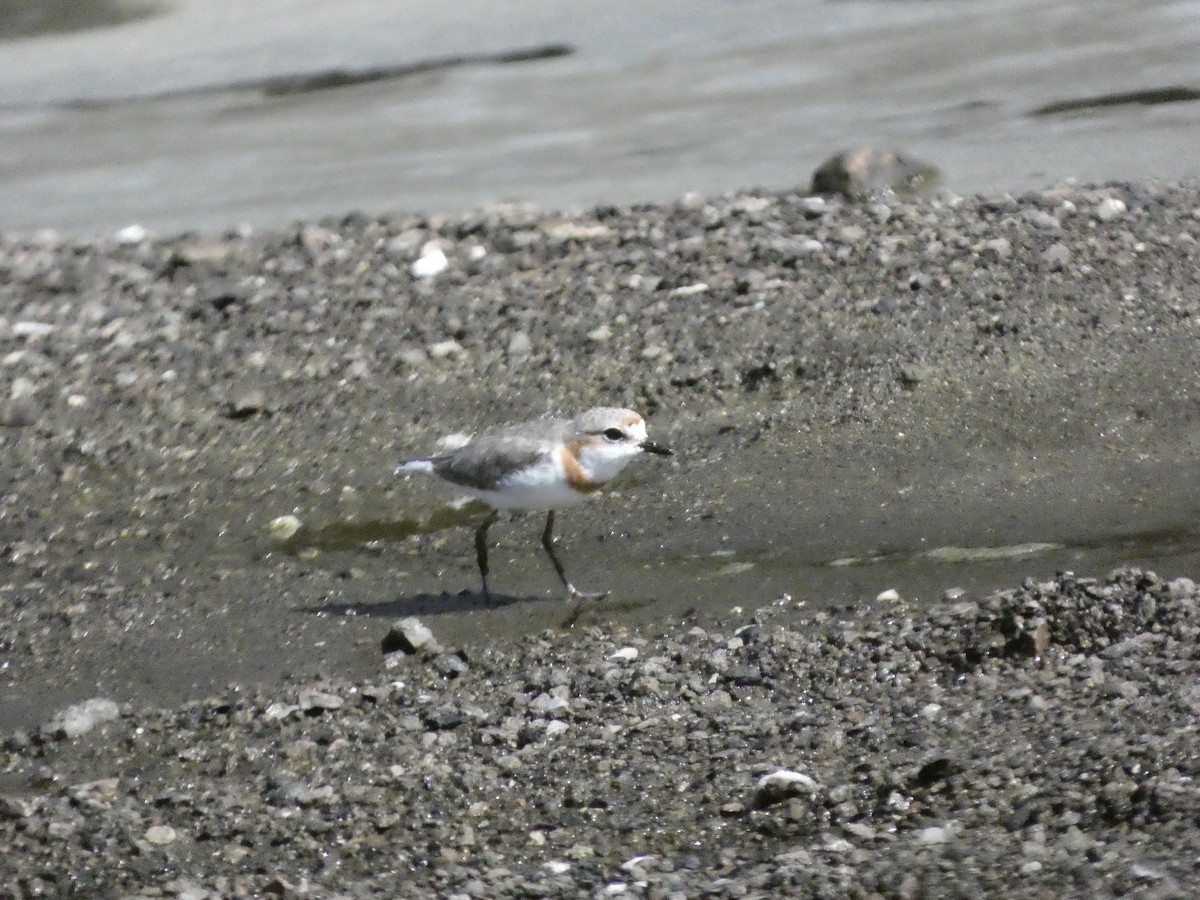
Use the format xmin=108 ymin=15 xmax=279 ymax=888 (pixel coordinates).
xmin=3 ymin=568 xmax=1199 ymax=896
xmin=3 ymin=179 xmax=1200 ymax=895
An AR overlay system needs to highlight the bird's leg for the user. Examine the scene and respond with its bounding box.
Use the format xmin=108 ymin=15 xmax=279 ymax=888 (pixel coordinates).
xmin=474 ymin=509 xmax=499 ymax=603
xmin=541 ymin=510 xmax=608 ymax=601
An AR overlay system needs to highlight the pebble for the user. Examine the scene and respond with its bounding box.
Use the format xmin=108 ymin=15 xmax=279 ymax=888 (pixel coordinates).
xmin=753 ymin=770 xmax=819 ymax=808
xmin=1094 ymin=197 xmax=1128 ymax=222
xmin=45 ymin=698 xmax=120 ymax=739
xmin=267 ymin=515 xmax=303 ymax=541
xmin=115 ymin=224 xmax=148 ymax=245
xmin=427 ymin=339 xmax=464 ymax=359
xmin=810 ymin=147 xmax=943 ymax=199
xmin=1041 ymin=242 xmax=1071 ymax=270
xmin=144 ymin=824 xmax=178 ymax=845
xmin=381 ymin=617 xmax=442 ymax=655
xmin=507 ymin=330 xmax=533 ymax=357
xmin=0 ymin=399 xmax=38 ymax=427
xmin=411 ymin=240 xmax=449 ymax=278
xmin=11 ymin=321 xmax=55 ymax=338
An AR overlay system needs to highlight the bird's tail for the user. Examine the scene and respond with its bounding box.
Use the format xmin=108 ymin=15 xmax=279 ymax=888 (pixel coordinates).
xmin=396 ymin=458 xmax=436 ymax=477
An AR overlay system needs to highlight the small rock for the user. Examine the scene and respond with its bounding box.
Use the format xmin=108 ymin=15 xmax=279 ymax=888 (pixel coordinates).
xmin=228 ymin=388 xmax=269 ymax=418
xmin=411 ymin=241 xmax=449 ymax=278
xmin=11 ymin=321 xmax=55 ymax=338
xmin=381 ymin=617 xmax=442 ymax=655
xmin=1095 ymin=197 xmax=1127 ymax=222
xmin=753 ymin=770 xmax=819 ymax=808
xmin=144 ymin=824 xmax=178 ymax=845
xmin=1007 ymin=618 xmax=1051 ymax=657
xmin=163 ymin=878 xmax=210 ymax=900
xmin=1024 ymin=209 xmax=1061 ymax=231
xmin=0 ymin=400 xmax=39 ymax=428
xmin=982 ymin=238 xmax=1012 ymax=260
xmin=397 ymin=347 xmax=429 ymax=368
xmin=266 ymin=515 xmax=303 ymax=542
xmin=263 ymin=702 xmax=299 ymax=722
xmin=811 ymin=148 xmax=942 ymax=200
xmin=432 ymin=652 xmax=470 ymax=678
xmin=115 ymin=224 xmax=148 ymax=245
xmin=914 ymin=756 xmax=958 ymax=787
xmin=385 ymin=229 xmax=425 ymax=259
xmin=1041 ymin=242 xmax=1071 ymax=270
xmin=798 ymin=196 xmax=828 ymax=218
xmin=427 ymin=340 xmax=464 ymax=359
xmin=0 ymin=794 xmax=39 ymax=819
xmin=198 ymin=278 xmax=242 ymax=312
xmin=1168 ymin=577 xmax=1196 ymax=599
xmin=917 ymin=825 xmax=951 ymax=845
xmin=46 ymin=698 xmax=120 ymax=739
xmin=298 ymin=689 xmax=344 ymax=712
xmin=899 ymin=363 xmax=933 ymax=387
xmin=69 ymin=778 xmax=119 ymax=803
xmin=507 ymin=331 xmax=533 ymax=358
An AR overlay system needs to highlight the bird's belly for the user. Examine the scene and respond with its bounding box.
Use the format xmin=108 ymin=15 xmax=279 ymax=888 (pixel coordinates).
xmin=465 ymin=459 xmax=594 ymax=510
xmin=467 ymin=481 xmax=592 ymax=511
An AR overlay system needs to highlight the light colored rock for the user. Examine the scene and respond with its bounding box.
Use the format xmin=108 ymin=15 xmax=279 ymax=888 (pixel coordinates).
xmin=267 ymin=515 xmax=303 ymax=542
xmin=427 ymin=339 xmax=464 ymax=359
xmin=411 ymin=240 xmax=448 ymax=278
xmin=298 ymin=689 xmax=344 ymax=712
xmin=115 ymin=224 xmax=148 ymax=245
xmin=1095 ymin=197 xmax=1127 ymax=222
xmin=507 ymin=331 xmax=533 ymax=357
xmin=381 ymin=617 xmax=442 ymax=655
xmin=11 ymin=321 xmax=55 ymax=338
xmin=753 ymin=769 xmax=819 ymax=808
xmin=48 ymin=698 xmax=120 ymax=739
xmin=144 ymin=824 xmax=177 ymax=845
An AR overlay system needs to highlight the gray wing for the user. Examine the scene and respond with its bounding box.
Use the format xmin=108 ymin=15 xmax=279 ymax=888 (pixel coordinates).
xmin=430 ymin=418 xmax=572 ymax=490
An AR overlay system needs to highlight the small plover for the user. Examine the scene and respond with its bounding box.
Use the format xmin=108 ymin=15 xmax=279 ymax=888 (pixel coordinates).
xmin=398 ymin=407 xmax=672 ymax=601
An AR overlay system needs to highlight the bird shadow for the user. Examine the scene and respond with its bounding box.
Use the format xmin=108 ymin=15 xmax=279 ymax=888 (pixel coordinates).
xmin=295 ymin=589 xmax=530 ymax=619
xmin=296 ymin=587 xmax=617 ymax=631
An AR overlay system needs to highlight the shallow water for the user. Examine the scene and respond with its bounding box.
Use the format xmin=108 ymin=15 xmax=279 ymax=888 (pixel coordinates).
xmin=2 ymin=0 xmax=1199 ymax=234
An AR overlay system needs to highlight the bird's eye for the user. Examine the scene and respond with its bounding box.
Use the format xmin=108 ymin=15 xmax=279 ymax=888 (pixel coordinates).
xmin=603 ymin=427 xmax=624 ymax=441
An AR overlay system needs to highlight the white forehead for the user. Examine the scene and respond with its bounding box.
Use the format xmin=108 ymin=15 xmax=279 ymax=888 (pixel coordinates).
xmin=573 ymin=407 xmax=647 ymax=438
xmin=625 ymin=416 xmax=648 ymax=441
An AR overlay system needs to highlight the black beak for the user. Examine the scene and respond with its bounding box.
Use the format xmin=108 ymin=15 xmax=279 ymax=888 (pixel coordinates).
xmin=639 ymin=439 xmax=673 ymax=456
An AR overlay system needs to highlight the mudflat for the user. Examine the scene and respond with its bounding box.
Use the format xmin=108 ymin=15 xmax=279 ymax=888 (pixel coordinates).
xmin=2 ymin=182 xmax=1200 ymax=895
